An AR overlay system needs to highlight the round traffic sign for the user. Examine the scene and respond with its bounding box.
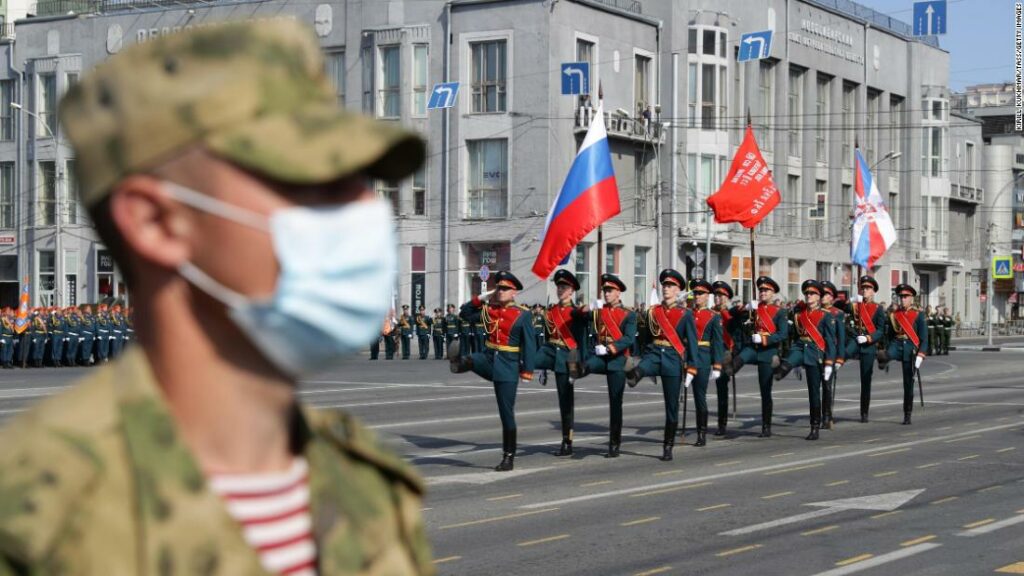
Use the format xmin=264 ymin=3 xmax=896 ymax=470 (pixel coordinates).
xmin=479 ymin=265 xmax=490 ymax=281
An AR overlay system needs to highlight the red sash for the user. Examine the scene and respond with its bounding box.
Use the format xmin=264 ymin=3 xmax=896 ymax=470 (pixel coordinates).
xmin=549 ymin=305 xmax=578 ymax=350
xmin=858 ymin=302 xmax=878 ymax=335
xmin=600 ymin=307 xmax=625 ymax=341
xmin=797 ymin=309 xmax=826 ymax=351
xmin=756 ymin=305 xmax=778 ymax=334
xmin=652 ymin=305 xmax=686 ymax=357
xmin=893 ymin=309 xmax=921 ymax=348
xmin=719 ymin=308 xmax=734 ymax=349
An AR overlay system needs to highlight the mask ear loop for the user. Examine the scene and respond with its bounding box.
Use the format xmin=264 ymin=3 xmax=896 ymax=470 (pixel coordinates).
xmin=162 ymin=180 xmax=271 ymax=232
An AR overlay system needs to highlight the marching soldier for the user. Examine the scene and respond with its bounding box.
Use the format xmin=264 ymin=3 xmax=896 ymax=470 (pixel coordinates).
xmin=444 ymin=304 xmax=460 ymax=349
xmin=432 ymin=308 xmax=446 ymax=359
xmin=731 ymin=276 xmax=789 ymax=438
xmin=624 ymin=269 xmax=698 ymax=461
xmin=535 ymin=270 xmax=588 ymax=456
xmin=399 ymin=304 xmax=413 ymax=360
xmin=582 ymin=274 xmax=636 ymax=458
xmin=414 ymin=305 xmax=431 ymax=360
xmin=887 ymin=284 xmax=928 ymax=425
xmin=688 ymin=279 xmax=724 ymax=447
xmin=820 ymin=281 xmax=845 ymax=429
xmin=776 ymin=280 xmax=836 ymax=440
xmin=846 ymin=276 xmax=887 ymax=422
xmin=712 ymin=281 xmax=744 ymax=436
xmin=450 ymin=271 xmax=536 ymax=471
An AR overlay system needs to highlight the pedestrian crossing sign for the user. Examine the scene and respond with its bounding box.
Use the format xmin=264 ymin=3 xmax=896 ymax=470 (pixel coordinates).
xmin=993 ymin=256 xmax=1013 ymax=279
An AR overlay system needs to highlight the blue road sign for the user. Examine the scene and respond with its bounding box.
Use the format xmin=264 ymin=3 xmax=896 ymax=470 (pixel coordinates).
xmin=738 ymin=30 xmax=774 ymax=62
xmin=479 ymin=265 xmax=490 ymax=282
xmin=560 ymin=62 xmax=590 ymax=95
xmin=427 ymin=82 xmax=460 ymax=110
xmin=913 ymin=1 xmax=946 ymax=36
xmin=993 ymin=256 xmax=1013 ymax=279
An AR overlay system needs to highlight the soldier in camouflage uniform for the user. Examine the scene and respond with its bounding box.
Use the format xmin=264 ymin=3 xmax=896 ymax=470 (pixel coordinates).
xmin=0 ymin=20 xmax=433 ymax=574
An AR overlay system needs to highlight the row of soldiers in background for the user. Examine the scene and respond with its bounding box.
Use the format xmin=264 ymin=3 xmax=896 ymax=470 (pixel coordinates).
xmin=0 ymin=303 xmax=134 ymax=369
xmin=925 ymin=306 xmax=954 ymax=356
xmin=370 ymin=304 xmax=469 ymax=361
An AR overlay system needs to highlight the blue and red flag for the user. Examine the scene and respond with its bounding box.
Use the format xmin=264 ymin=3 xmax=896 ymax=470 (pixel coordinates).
xmin=532 ymin=104 xmax=620 ymax=279
xmin=851 ymin=147 xmax=897 ymax=268
xmin=14 ymin=277 xmax=29 ymax=334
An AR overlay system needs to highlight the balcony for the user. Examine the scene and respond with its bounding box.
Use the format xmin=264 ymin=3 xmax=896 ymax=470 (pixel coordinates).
xmin=950 ymin=183 xmax=984 ymax=204
xmin=575 ymin=106 xmax=666 ymax=145
xmin=0 ymin=23 xmax=14 ymax=41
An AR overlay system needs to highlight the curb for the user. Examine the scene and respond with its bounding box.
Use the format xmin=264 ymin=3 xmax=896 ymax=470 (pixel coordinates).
xmin=948 ymin=345 xmax=1024 ymax=352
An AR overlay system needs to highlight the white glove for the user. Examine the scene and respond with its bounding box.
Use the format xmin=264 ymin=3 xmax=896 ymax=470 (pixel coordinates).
xmin=853 ymin=294 xmax=863 ymax=303
xmin=594 ymin=344 xmax=608 ymax=356
xmin=591 ymin=299 xmax=605 ymax=310
xmin=915 ymin=355 xmax=924 ymax=369
xmin=824 ymin=365 xmax=833 ymax=380
xmin=747 ymin=300 xmax=759 ymax=311
xmin=834 ymin=362 xmax=842 ymax=371
xmin=684 ymin=373 xmax=694 ymax=388
xmin=857 ymin=335 xmax=868 ymax=344
xmin=480 ymin=289 xmax=495 ymax=299
xmin=752 ymin=333 xmax=763 ymax=344
xmin=711 ymin=369 xmax=721 ymax=380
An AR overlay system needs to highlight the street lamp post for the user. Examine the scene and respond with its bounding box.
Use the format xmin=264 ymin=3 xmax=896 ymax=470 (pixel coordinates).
xmin=984 ymin=171 xmax=1024 ymax=347
xmin=11 ymin=102 xmax=61 ymax=307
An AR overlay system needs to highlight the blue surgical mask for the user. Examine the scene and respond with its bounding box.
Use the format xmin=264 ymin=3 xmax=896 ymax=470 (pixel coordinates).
xmin=164 ymin=181 xmax=397 ymax=378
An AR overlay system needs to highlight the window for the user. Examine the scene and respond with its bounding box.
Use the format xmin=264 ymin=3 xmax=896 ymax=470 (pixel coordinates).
xmin=576 ymin=38 xmax=595 ymax=100
xmin=788 ymin=68 xmax=803 ymax=157
xmin=413 ymin=165 xmax=426 ymax=216
xmin=810 ymin=181 xmax=827 ymax=240
xmin=413 ymin=44 xmax=428 ymax=116
xmin=0 ymin=163 xmax=12 ymax=229
xmin=97 ymin=249 xmax=115 ymax=301
xmin=816 ymin=261 xmax=831 ymax=284
xmin=378 ymin=45 xmax=400 ymax=118
xmin=842 ymin=82 xmax=857 ymax=167
xmin=605 ymin=244 xmax=620 ymax=274
xmin=889 ymin=96 xmax=904 ymax=176
xmin=64 ymin=160 xmax=78 ymax=225
xmin=38 ymin=161 xmax=56 ymax=226
xmin=38 ymin=73 xmax=57 ymax=138
xmin=703 ymin=29 xmax=716 ymax=56
xmin=634 ymin=247 xmax=649 ymax=305
xmin=687 ymin=63 xmax=698 ymax=127
xmin=325 ymin=49 xmax=346 ymax=106
xmin=965 ymin=142 xmax=976 ymax=188
xmin=700 ymin=154 xmax=715 ymax=203
xmin=38 ymin=250 xmax=55 ymax=306
xmin=688 ymin=29 xmax=698 ymax=53
xmin=731 ymin=256 xmax=752 ymax=302
xmin=701 ymin=63 xmax=716 ymax=130
xmin=574 ymin=243 xmax=591 ymax=300
xmin=64 ymin=251 xmax=77 ymax=306
xmin=361 ymin=46 xmax=373 ymax=113
xmin=688 ymin=29 xmax=728 ymax=132
xmin=921 ymin=98 xmax=948 ymax=178
xmin=634 ymin=150 xmax=655 ymax=225
xmin=376 ymin=179 xmax=400 ymax=216
xmin=471 ymin=40 xmax=507 ymax=113
xmin=467 ymin=139 xmax=508 ymax=219
xmin=816 ymin=76 xmax=830 ymax=162
xmin=788 ymin=259 xmax=803 ymax=302
xmin=464 ymin=242 xmax=510 ymax=297
xmin=866 ymin=89 xmax=880 ymax=168
xmin=758 ymin=61 xmax=774 ymax=152
xmin=0 ymin=80 xmax=13 ymax=141
xmin=634 ymin=53 xmax=651 ymax=116
xmin=411 ymin=246 xmax=426 ymax=311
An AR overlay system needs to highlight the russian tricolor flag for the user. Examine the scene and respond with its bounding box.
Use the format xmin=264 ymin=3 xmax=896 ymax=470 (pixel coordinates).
xmin=532 ymin=104 xmax=621 ymax=279
xmin=851 ymin=147 xmax=897 ymax=268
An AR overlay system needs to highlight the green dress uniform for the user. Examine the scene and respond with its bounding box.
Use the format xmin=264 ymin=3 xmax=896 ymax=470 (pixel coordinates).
xmin=532 ymin=308 xmax=546 ymax=351
xmin=941 ymin=311 xmax=952 ymax=354
xmin=844 ymin=276 xmax=888 ymax=422
xmin=925 ymin=309 xmax=938 ymax=356
xmin=451 ymin=271 xmax=536 ymax=472
xmin=47 ymin=312 xmax=66 ymax=367
xmin=778 ymin=281 xmax=837 ymax=440
xmin=583 ymin=274 xmax=636 ymax=457
xmin=63 ymin=312 xmax=81 ymax=366
xmin=886 ymin=284 xmax=929 ymax=425
xmin=0 ymin=316 xmax=15 ymax=368
xmin=30 ymin=314 xmax=48 ymax=367
xmin=398 ymin=311 xmax=413 ymax=360
xmin=0 ymin=348 xmax=434 ymax=575
xmin=689 ymin=298 xmax=724 ymax=447
xmin=712 ymin=280 xmax=745 ymax=436
xmin=820 ymin=281 xmax=845 ymax=429
xmin=633 ymin=305 xmax=649 ymax=356
xmin=431 ymin=312 xmax=446 ymax=359
xmin=444 ymin=310 xmax=460 ymax=349
xmin=383 ymin=318 xmax=397 ymax=360
xmin=78 ymin=310 xmax=97 ymax=366
xmin=733 ymin=277 xmax=790 ymax=437
xmin=459 ymin=316 xmax=474 ymax=356
xmin=414 ymin=312 xmax=431 ymax=360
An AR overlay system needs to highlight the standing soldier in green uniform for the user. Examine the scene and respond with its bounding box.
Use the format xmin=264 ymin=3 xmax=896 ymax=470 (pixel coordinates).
xmin=450 ymin=271 xmax=536 ymax=471
xmin=846 ymin=275 xmax=888 ymax=423
xmin=77 ymin=304 xmax=96 ymax=366
xmin=582 ymin=274 xmax=636 ymax=457
xmin=459 ymin=312 xmax=474 ymax=356
xmin=444 ymin=304 xmax=460 ymax=350
xmin=29 ymin=310 xmax=48 ymax=368
xmin=888 ymin=284 xmax=929 ymax=425
xmin=473 ymin=309 xmax=487 ymax=355
xmin=712 ymin=281 xmax=744 ymax=436
xmin=776 ymin=280 xmax=836 ymax=440
xmin=94 ymin=303 xmax=112 ymax=362
xmin=0 ymin=19 xmax=434 ymax=573
xmin=925 ymin=305 xmax=937 ymax=356
xmin=624 ymin=269 xmax=698 ymax=461
xmin=432 ymin=308 xmax=446 ymax=359
xmin=47 ymin=308 xmax=67 ymax=367
xmin=383 ymin=310 xmax=398 ymax=360
xmin=819 ymin=281 xmax=845 ymax=429
xmin=731 ymin=276 xmax=790 ymax=438
xmin=0 ymin=310 xmax=14 ymax=369
xmin=414 ymin=305 xmax=431 ymax=360
xmin=688 ymin=279 xmax=724 ymax=447
xmin=62 ymin=307 xmax=81 ymax=366
xmin=399 ymin=304 xmax=413 ymax=360
xmin=941 ymin=307 xmax=952 ymax=354
xmin=534 ymin=270 xmax=588 ymax=456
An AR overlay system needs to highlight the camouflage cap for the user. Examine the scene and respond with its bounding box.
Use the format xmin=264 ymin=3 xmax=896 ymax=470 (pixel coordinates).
xmin=60 ymin=18 xmax=425 ymax=207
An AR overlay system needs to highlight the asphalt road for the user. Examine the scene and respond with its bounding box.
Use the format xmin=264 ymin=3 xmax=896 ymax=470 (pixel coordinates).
xmin=1 ymin=345 xmax=1023 ymax=576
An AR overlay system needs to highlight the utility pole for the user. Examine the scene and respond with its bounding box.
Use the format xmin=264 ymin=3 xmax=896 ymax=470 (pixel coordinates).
xmin=987 ymin=222 xmax=995 ymax=347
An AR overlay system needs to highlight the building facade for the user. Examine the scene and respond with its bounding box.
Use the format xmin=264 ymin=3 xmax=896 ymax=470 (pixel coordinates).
xmin=0 ymin=0 xmax=993 ymax=323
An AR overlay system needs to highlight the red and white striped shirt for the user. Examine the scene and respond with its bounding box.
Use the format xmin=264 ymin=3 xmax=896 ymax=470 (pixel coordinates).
xmin=209 ymin=458 xmax=318 ymax=576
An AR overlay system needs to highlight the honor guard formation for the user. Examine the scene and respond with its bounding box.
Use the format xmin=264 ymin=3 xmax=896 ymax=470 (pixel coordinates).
xmin=441 ymin=269 xmax=937 ymax=472
xmin=0 ymin=303 xmax=134 ymax=369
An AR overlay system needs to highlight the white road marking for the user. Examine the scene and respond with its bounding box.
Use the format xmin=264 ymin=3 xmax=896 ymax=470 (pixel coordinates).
xmin=720 ymin=490 xmax=924 ymax=536
xmin=956 ymin=514 xmax=1024 ymax=537
xmin=425 ymin=467 xmax=553 ymax=486
xmin=809 ymin=543 xmax=942 ymax=576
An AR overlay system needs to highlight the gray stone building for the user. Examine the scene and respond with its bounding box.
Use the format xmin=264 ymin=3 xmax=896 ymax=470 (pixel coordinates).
xmin=0 ymin=0 xmax=992 ymax=324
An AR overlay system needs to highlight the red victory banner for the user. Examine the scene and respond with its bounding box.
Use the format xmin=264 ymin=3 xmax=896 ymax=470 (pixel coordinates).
xmin=706 ymin=125 xmax=781 ymax=228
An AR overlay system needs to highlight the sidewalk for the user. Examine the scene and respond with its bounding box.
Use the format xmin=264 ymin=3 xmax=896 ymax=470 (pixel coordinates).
xmin=948 ymin=334 xmax=1024 ymax=352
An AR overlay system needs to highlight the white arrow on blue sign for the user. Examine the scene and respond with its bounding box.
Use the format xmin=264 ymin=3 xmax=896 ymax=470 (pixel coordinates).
xmin=560 ymin=62 xmax=590 ymax=95
xmin=738 ymin=30 xmax=773 ymax=62
xmin=427 ymin=82 xmax=460 ymax=110
xmin=913 ymin=1 xmax=946 ymax=36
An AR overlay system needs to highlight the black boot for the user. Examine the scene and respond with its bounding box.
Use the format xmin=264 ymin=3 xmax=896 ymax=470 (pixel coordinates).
xmin=606 ymin=425 xmax=621 ymax=458
xmin=902 ymin=412 xmax=912 ymax=425
xmin=624 ymin=357 xmax=641 ymax=388
xmin=695 ymin=411 xmax=707 ymax=446
xmin=660 ymin=424 xmax=676 ymax=461
xmin=448 ymin=341 xmax=473 ymax=374
xmin=495 ymin=429 xmax=516 ymax=471
xmin=806 ymin=424 xmax=820 ymax=441
xmin=714 ymin=414 xmax=727 ymax=436
xmin=731 ymin=354 xmax=745 ymax=374
xmin=774 ymin=360 xmax=794 ymax=381
xmin=695 ymin=429 xmax=707 ymax=447
xmin=758 ymin=407 xmax=772 ymax=437
xmin=556 ymin=421 xmax=573 ymax=457
xmin=860 ymin=412 xmax=869 ymax=423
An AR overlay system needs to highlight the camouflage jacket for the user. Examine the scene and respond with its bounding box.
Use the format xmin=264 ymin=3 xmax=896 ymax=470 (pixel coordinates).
xmin=0 ymin=348 xmax=434 ymax=575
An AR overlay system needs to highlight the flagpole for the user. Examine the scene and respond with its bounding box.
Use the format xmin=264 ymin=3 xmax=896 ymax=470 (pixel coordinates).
xmin=597 ymin=225 xmax=603 ymax=300
xmin=746 ymin=109 xmax=758 ymax=311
